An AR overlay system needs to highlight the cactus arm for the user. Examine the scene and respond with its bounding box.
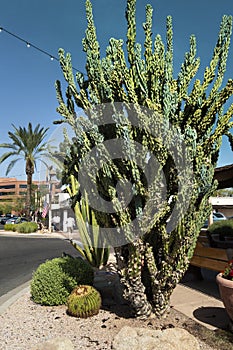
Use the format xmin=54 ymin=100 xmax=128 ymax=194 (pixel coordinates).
xmin=126 ymin=0 xmax=136 ymax=67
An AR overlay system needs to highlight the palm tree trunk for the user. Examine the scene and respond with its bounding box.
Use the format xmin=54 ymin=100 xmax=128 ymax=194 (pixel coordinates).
xmin=26 ymin=161 xmax=34 ymax=219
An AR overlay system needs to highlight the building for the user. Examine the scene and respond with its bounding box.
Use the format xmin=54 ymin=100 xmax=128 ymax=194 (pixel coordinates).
xmin=0 ymin=177 xmax=30 ymax=205
xmin=0 ymin=177 xmax=60 ymax=214
xmin=214 ymin=163 xmax=233 ymax=189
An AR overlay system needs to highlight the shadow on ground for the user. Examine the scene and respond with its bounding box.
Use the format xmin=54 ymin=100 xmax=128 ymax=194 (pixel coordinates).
xmin=193 ymin=306 xmax=229 ymax=329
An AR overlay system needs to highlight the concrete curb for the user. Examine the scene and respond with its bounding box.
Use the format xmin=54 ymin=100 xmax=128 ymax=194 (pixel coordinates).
xmin=0 ymin=230 xmax=65 ymax=239
xmin=0 ymin=281 xmax=30 ymax=315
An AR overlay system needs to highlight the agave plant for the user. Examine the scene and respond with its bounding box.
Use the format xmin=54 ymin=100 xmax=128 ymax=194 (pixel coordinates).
xmin=67 ymin=175 xmax=110 ymax=268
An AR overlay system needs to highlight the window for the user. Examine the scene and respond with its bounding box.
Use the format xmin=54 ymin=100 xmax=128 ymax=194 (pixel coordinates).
xmin=0 ymin=184 xmax=15 ymax=189
xmin=0 ymin=192 xmax=15 ymax=196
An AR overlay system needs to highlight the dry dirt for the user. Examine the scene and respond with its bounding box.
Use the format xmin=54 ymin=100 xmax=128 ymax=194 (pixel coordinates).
xmin=0 ymin=289 xmax=233 ymax=350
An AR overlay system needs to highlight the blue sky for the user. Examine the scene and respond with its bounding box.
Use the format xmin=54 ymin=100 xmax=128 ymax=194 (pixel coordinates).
xmin=0 ymin=0 xmax=233 ymax=180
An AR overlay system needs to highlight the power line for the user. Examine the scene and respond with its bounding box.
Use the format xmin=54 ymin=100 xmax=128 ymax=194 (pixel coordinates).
xmin=0 ymin=26 xmax=86 ymax=76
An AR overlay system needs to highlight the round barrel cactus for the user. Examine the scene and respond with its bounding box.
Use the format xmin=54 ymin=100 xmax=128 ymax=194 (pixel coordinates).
xmin=67 ymin=285 xmax=101 ymax=318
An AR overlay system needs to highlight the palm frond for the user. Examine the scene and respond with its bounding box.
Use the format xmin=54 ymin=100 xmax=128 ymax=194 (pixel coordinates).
xmin=6 ymin=158 xmax=21 ymax=176
xmin=0 ymin=151 xmax=19 ymax=164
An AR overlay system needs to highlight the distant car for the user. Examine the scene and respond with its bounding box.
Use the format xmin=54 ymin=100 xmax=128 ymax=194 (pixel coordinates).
xmin=5 ymin=217 xmax=28 ymax=225
xmin=16 ymin=217 xmax=29 ymax=224
xmin=0 ymin=217 xmax=9 ymax=225
xmin=5 ymin=216 xmax=19 ymax=224
xmin=203 ymin=212 xmax=227 ymax=228
xmin=213 ymin=212 xmax=227 ymax=221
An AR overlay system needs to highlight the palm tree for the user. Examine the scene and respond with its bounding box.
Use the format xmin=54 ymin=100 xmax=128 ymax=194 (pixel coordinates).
xmin=0 ymin=123 xmax=50 ymax=217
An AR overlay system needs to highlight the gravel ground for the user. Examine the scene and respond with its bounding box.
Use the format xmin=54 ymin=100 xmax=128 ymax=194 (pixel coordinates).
xmin=0 ymin=255 xmax=232 ymax=350
xmin=0 ymin=289 xmax=233 ymax=350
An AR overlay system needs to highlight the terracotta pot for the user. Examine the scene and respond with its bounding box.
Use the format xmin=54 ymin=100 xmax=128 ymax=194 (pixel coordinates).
xmin=216 ymin=273 xmax=233 ymax=321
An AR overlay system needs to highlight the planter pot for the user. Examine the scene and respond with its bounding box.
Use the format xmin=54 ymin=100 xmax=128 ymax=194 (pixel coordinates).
xmin=216 ymin=273 xmax=233 ymax=321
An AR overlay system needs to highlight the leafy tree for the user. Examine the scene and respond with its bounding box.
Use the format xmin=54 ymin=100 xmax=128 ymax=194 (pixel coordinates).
xmin=54 ymin=0 xmax=233 ymax=318
xmin=0 ymin=203 xmax=13 ymax=216
xmin=0 ymin=123 xmax=50 ymax=217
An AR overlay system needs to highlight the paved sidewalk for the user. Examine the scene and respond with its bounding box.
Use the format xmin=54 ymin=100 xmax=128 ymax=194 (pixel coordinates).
xmin=171 ymin=280 xmax=229 ymax=330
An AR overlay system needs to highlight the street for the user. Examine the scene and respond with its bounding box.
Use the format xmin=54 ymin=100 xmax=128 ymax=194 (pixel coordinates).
xmin=0 ymin=235 xmax=80 ymax=297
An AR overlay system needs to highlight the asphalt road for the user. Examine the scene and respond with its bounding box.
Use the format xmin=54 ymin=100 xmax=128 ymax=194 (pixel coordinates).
xmin=0 ymin=235 xmax=80 ymax=297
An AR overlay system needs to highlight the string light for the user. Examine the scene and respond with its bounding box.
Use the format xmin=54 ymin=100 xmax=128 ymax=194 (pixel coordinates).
xmin=0 ymin=26 xmax=85 ymax=75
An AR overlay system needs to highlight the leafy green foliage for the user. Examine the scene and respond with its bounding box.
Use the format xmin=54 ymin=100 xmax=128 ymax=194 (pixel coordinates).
xmin=30 ymin=256 xmax=94 ymax=306
xmin=4 ymin=222 xmax=38 ymax=233
xmin=67 ymin=285 xmax=101 ymax=318
xmin=208 ymin=220 xmax=233 ymax=238
xmin=4 ymin=224 xmax=17 ymax=231
xmin=16 ymin=222 xmax=38 ymax=233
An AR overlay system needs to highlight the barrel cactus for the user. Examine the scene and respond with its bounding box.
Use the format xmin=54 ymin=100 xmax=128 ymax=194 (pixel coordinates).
xmin=67 ymin=285 xmax=101 ymax=318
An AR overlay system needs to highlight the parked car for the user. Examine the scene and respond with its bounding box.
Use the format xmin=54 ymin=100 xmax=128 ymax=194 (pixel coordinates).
xmin=0 ymin=214 xmax=13 ymax=224
xmin=5 ymin=217 xmax=28 ymax=225
xmin=203 ymin=212 xmax=227 ymax=228
xmin=214 ymin=211 xmax=226 ymax=220
xmin=0 ymin=217 xmax=9 ymax=225
xmin=5 ymin=216 xmax=19 ymax=224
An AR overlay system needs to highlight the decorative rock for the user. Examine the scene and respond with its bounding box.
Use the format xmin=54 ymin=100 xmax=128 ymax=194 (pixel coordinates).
xmin=30 ymin=336 xmax=74 ymax=350
xmin=112 ymin=326 xmax=200 ymax=350
xmin=93 ymin=270 xmax=125 ymax=305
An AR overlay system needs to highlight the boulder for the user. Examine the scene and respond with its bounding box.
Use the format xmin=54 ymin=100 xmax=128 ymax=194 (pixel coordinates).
xmin=30 ymin=336 xmax=74 ymax=350
xmin=112 ymin=326 xmax=200 ymax=350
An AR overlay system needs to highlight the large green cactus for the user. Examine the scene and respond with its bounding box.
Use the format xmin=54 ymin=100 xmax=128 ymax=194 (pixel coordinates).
xmin=54 ymin=0 xmax=233 ymax=318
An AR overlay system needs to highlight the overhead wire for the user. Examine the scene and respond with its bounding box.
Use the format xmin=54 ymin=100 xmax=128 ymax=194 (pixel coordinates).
xmin=0 ymin=26 xmax=88 ymax=181
xmin=0 ymin=26 xmax=87 ymax=76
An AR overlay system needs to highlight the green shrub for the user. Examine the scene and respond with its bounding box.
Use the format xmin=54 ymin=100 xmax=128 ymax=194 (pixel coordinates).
xmin=16 ymin=222 xmax=38 ymax=233
xmin=208 ymin=220 xmax=233 ymax=239
xmin=30 ymin=256 xmax=94 ymax=306
xmin=4 ymin=224 xmax=17 ymax=231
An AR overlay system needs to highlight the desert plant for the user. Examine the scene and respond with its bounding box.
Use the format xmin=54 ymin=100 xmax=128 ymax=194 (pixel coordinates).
xmin=67 ymin=178 xmax=110 ymax=268
xmin=30 ymin=256 xmax=94 ymax=305
xmin=16 ymin=222 xmax=38 ymax=233
xmin=54 ymin=0 xmax=233 ymax=318
xmin=67 ymin=285 xmax=101 ymax=318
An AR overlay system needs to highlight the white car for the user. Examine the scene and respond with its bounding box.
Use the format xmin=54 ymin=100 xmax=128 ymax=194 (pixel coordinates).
xmin=5 ymin=217 xmax=28 ymax=225
xmin=213 ymin=212 xmax=227 ymax=221
xmin=203 ymin=212 xmax=226 ymax=228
